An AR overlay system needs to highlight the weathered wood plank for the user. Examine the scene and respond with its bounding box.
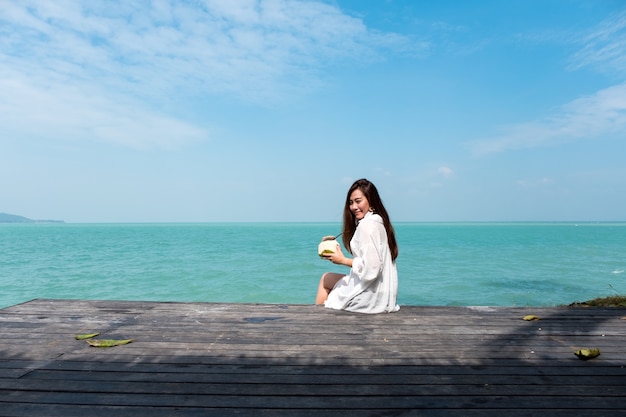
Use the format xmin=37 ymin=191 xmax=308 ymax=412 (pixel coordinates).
xmin=3 ymin=374 xmax=626 ymax=395
xmin=1 ymin=299 xmax=625 ymax=416
xmin=1 ymin=404 xmax=623 ymax=417
xmin=3 ymin=391 xmax=626 ymax=410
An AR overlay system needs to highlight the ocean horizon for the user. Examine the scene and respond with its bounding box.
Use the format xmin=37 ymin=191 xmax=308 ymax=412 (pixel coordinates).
xmin=2 ymin=221 xmax=625 ymax=309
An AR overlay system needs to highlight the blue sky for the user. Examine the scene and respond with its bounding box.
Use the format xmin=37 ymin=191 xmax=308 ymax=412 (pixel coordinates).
xmin=1 ymin=0 xmax=625 ymax=223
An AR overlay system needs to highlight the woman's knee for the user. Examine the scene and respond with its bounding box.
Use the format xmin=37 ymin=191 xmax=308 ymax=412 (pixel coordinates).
xmin=321 ymin=272 xmax=342 ymax=290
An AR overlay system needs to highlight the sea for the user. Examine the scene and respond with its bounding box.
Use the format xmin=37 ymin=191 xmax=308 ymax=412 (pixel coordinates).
xmin=1 ymin=222 xmax=624 ymax=309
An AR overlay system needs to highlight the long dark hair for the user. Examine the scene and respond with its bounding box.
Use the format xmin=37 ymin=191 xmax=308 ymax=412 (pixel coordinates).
xmin=342 ymin=178 xmax=398 ymax=262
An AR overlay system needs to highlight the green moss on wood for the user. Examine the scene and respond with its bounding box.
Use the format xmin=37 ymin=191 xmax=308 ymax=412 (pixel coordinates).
xmin=569 ymin=295 xmax=626 ymax=307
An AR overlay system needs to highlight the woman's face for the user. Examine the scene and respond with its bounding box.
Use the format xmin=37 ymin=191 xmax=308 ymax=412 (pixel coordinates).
xmin=349 ymin=189 xmax=371 ymax=221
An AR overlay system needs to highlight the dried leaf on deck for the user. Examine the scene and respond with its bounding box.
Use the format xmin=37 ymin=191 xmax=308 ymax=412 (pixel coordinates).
xmin=574 ymin=348 xmax=600 ymax=360
xmin=74 ymin=333 xmax=100 ymax=340
xmin=523 ymin=315 xmax=540 ymax=321
xmin=86 ymin=339 xmax=132 ymax=347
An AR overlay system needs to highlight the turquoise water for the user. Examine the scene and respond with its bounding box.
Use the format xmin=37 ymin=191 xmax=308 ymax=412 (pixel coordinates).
xmin=1 ymin=222 xmax=624 ymax=309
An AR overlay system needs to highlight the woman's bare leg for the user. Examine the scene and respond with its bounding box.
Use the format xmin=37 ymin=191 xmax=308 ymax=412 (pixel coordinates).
xmin=315 ymin=272 xmax=344 ymax=305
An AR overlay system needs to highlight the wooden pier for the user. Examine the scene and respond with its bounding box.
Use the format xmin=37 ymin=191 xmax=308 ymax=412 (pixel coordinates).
xmin=1 ymin=299 xmax=625 ymax=416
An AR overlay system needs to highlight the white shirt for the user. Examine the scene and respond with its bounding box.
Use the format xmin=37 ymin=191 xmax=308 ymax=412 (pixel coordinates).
xmin=324 ymin=212 xmax=399 ymax=313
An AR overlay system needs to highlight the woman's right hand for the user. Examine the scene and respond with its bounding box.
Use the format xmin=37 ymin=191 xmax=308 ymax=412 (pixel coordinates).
xmin=323 ymin=243 xmax=352 ymax=267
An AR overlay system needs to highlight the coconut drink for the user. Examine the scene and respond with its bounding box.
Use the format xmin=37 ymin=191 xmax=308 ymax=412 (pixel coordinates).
xmin=318 ymin=235 xmax=338 ymax=257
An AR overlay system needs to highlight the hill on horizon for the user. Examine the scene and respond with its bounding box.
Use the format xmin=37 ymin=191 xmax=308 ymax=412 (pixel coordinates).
xmin=0 ymin=212 xmax=64 ymax=223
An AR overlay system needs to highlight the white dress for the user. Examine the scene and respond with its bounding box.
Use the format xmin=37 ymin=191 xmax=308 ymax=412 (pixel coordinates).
xmin=324 ymin=212 xmax=399 ymax=314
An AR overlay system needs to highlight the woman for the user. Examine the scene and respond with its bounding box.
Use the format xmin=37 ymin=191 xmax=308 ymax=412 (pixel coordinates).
xmin=316 ymin=178 xmax=399 ymax=313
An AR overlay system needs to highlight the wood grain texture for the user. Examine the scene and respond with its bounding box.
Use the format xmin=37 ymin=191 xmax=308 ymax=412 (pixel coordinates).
xmin=1 ymin=299 xmax=625 ymax=416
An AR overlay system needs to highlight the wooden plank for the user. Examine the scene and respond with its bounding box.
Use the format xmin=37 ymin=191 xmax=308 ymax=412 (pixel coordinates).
xmin=2 ymin=373 xmax=626 ymax=395
xmin=3 ymin=390 xmax=626 ymax=409
xmin=1 ymin=299 xmax=625 ymax=416
xmin=4 ymin=360 xmax=626 ymax=378
xmin=1 ymin=404 xmax=622 ymax=417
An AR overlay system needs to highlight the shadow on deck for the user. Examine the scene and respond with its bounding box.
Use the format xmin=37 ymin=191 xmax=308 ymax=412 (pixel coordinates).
xmin=0 ymin=299 xmax=625 ymax=416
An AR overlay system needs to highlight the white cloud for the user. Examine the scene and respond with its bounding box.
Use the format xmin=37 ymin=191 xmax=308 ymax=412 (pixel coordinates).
xmin=0 ymin=0 xmax=416 ymax=149
xmin=438 ymin=166 xmax=455 ymax=178
xmin=469 ymin=11 xmax=626 ymax=157
xmin=0 ymin=0 xmax=410 ymax=103
xmin=470 ymin=82 xmax=626 ymax=156
xmin=0 ymin=71 xmax=208 ymax=150
xmin=568 ymin=10 xmax=626 ymax=76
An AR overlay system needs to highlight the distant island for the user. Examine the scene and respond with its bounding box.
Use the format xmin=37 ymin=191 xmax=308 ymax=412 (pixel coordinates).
xmin=0 ymin=212 xmax=64 ymax=224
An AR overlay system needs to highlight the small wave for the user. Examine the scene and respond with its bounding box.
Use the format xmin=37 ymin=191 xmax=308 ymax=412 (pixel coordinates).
xmin=612 ymin=269 xmax=624 ymax=274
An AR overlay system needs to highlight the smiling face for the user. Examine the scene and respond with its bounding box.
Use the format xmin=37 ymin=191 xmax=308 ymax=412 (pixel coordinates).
xmin=349 ymin=189 xmax=371 ymax=221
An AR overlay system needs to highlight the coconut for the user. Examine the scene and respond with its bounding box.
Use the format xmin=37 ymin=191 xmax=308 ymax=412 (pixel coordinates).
xmin=318 ymin=235 xmax=338 ymax=257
